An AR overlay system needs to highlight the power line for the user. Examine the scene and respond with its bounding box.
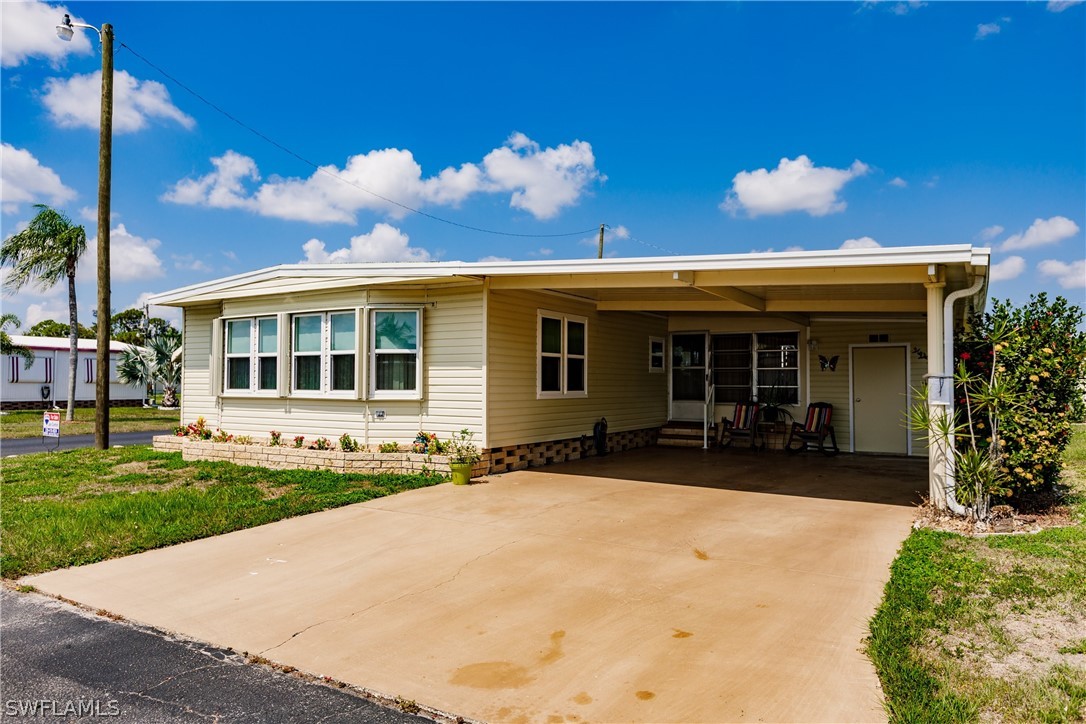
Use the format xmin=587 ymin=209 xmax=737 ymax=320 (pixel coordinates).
xmin=118 ymin=42 xmax=600 ymax=240
xmin=604 ymin=225 xmax=679 ymax=256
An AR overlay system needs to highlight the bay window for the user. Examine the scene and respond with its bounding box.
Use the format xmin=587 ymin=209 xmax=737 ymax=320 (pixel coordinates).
xmin=291 ymin=311 xmax=357 ymax=395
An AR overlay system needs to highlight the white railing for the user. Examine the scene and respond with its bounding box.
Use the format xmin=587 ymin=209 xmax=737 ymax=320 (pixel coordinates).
xmin=703 ymin=378 xmax=715 ymax=449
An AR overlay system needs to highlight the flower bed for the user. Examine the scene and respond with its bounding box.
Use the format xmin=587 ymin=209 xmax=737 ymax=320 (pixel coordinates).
xmin=151 ymin=435 xmax=489 ymax=478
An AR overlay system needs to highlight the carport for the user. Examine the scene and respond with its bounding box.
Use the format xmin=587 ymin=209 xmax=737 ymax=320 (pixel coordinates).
xmin=26 ymin=449 xmax=921 ymax=723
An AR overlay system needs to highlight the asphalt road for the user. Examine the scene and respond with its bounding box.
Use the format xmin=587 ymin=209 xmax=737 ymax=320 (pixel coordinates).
xmin=0 ymin=430 xmax=173 ymax=457
xmin=0 ymin=589 xmax=430 ymax=723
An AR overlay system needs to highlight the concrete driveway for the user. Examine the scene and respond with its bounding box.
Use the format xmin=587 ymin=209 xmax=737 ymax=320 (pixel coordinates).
xmin=25 ymin=448 xmax=923 ymax=723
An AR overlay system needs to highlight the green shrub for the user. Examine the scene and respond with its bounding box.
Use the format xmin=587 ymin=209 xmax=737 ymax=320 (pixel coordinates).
xmin=378 ymin=441 xmax=399 ymax=453
xmin=339 ymin=433 xmax=360 ymax=452
xmin=956 ymin=294 xmax=1086 ymax=496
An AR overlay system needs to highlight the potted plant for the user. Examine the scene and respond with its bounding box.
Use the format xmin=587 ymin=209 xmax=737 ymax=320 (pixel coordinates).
xmin=448 ymin=428 xmax=481 ymax=485
xmin=757 ymin=384 xmax=795 ymax=426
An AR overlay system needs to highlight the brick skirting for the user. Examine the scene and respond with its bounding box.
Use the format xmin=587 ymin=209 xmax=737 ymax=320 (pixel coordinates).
xmin=485 ymin=427 xmax=660 ymax=474
xmin=0 ymin=399 xmax=145 ymax=411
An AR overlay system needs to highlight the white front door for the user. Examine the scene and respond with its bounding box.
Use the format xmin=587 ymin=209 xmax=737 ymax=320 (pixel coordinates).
xmin=670 ymin=332 xmax=709 ymax=421
xmin=851 ymin=345 xmax=909 ymax=454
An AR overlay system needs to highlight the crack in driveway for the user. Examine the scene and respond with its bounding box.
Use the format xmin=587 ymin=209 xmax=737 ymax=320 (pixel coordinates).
xmin=258 ymin=538 xmax=523 ymax=655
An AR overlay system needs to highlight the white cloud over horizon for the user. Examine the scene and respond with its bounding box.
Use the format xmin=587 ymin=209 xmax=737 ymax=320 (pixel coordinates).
xmin=0 ymin=143 xmax=77 ymax=214
xmin=1047 ymin=1 xmax=1083 ymax=12
xmin=164 ymin=132 xmax=601 ymax=224
xmin=722 ymin=155 xmax=869 ymax=217
xmin=989 ymin=256 xmax=1026 ymax=282
xmin=0 ymin=0 xmax=92 ymax=67
xmin=976 ymin=22 xmax=1002 ymax=39
xmin=43 ymin=70 xmax=195 ymax=134
xmin=839 ymin=236 xmax=881 ymax=249
xmin=1037 ymin=259 xmax=1085 ymax=289
xmin=888 ymin=177 xmax=908 ymax=188
xmin=301 ymin=223 xmax=432 ymax=264
xmin=1000 ymin=216 xmax=1079 ymax=250
xmin=977 ymin=224 xmax=1004 ymax=241
xmin=79 ymin=224 xmax=166 ymax=283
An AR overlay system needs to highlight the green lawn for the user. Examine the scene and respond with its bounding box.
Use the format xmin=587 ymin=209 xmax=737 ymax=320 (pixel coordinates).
xmin=0 ymin=446 xmax=444 ymax=578
xmin=868 ymin=424 xmax=1086 ymax=722
xmin=0 ymin=406 xmax=180 ymax=439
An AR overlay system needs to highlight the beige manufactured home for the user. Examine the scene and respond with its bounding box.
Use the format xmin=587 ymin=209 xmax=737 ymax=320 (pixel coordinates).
xmin=150 ymin=244 xmax=989 ymax=496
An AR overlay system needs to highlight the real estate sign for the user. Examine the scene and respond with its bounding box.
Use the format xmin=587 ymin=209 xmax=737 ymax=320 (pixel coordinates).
xmin=42 ymin=411 xmax=61 ymax=438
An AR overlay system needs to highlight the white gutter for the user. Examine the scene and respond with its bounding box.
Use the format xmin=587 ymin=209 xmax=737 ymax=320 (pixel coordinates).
xmin=941 ymin=271 xmax=987 ymax=516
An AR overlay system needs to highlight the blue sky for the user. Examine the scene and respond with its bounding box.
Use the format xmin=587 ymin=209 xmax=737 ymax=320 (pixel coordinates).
xmin=2 ymin=1 xmax=1083 ymax=329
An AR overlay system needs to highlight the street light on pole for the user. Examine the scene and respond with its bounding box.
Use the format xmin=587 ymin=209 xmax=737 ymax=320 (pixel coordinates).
xmin=57 ymin=13 xmax=113 ymax=450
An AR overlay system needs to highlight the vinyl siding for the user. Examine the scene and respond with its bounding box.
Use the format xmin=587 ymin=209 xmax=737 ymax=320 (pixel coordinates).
xmin=180 ymin=304 xmax=221 ymax=428
xmin=181 ymin=285 xmax=484 ymax=444
xmin=486 ymin=289 xmax=668 ymax=449
xmin=808 ymin=319 xmax=928 ymax=455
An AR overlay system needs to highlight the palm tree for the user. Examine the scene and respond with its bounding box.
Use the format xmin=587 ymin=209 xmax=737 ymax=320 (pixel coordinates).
xmin=0 ymin=313 xmax=35 ymax=369
xmin=115 ymin=344 xmax=154 ymax=406
xmin=147 ymin=331 xmax=181 ymax=408
xmin=2 ymin=205 xmax=87 ymax=421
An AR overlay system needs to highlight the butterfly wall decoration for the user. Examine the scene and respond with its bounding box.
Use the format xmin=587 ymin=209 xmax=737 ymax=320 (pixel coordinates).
xmin=818 ymin=355 xmax=839 ymax=372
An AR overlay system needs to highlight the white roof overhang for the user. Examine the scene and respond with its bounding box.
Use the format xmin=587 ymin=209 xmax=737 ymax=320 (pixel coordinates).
xmin=148 ymin=244 xmax=989 ymax=318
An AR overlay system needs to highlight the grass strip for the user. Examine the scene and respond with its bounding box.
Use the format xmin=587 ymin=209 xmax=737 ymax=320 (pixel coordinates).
xmin=868 ymin=425 xmax=1086 ymax=722
xmin=0 ymin=407 xmax=180 ymax=439
xmin=0 ymin=446 xmax=443 ymax=578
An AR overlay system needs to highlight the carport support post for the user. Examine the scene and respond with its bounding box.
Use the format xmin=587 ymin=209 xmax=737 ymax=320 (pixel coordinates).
xmin=925 ymin=275 xmax=948 ymax=509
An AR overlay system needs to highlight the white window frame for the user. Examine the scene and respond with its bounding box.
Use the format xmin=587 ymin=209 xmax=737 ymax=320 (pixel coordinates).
xmin=291 ymin=311 xmax=357 ymax=397
xmin=537 ymin=310 xmax=588 ymax=399
xmin=710 ymin=330 xmax=800 ymax=404
xmin=223 ymin=316 xmax=279 ymax=395
xmin=648 ymin=336 xmax=665 ymax=373
xmin=369 ymin=307 xmax=422 ymax=400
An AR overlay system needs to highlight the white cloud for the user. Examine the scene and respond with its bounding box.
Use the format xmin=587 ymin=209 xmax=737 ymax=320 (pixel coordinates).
xmin=888 ymin=177 xmax=908 ymax=188
xmin=164 ymin=133 xmax=601 ymax=224
xmin=221 ymin=250 xmax=238 ymax=262
xmin=579 ymin=224 xmax=630 ymax=252
xmin=0 ymin=143 xmax=76 ymax=214
xmin=722 ymin=155 xmax=869 ymax=217
xmin=43 ymin=70 xmax=194 ymax=134
xmin=171 ymin=254 xmax=211 ymax=272
xmin=78 ymin=206 xmax=119 ymax=224
xmin=988 ymin=256 xmax=1026 ymax=282
xmin=1047 ymin=1 xmax=1083 ymax=12
xmin=840 ymin=236 xmax=881 ymax=250
xmin=481 ymin=132 xmax=602 ymax=219
xmin=0 ymin=1 xmax=92 ymax=67
xmin=301 ymin=223 xmax=432 ymax=264
xmin=977 ymin=224 xmax=1004 ymax=241
xmin=1001 ymin=216 xmax=1079 ymax=250
xmin=24 ymin=301 xmax=68 ymax=326
xmin=80 ymin=224 xmax=165 ymax=282
xmin=1037 ymin=259 xmax=1085 ymax=289
xmin=976 ymin=22 xmax=1002 ymax=39
xmin=162 ymin=150 xmax=259 ymax=210
xmin=924 ymin=175 xmax=940 ymax=188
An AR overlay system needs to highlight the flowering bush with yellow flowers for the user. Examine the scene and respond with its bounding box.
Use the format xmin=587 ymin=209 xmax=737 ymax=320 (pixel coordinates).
xmin=956 ymin=293 xmax=1086 ymax=498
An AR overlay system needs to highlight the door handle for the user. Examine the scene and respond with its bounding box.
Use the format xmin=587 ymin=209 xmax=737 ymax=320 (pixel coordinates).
xmin=855 ymin=398 xmax=861 ymax=402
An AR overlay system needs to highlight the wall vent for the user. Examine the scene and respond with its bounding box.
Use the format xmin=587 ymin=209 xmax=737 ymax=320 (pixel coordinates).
xmin=868 ymin=333 xmax=890 ymax=343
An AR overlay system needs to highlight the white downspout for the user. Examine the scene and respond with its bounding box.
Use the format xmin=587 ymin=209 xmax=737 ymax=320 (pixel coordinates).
xmin=941 ymin=271 xmax=987 ymax=516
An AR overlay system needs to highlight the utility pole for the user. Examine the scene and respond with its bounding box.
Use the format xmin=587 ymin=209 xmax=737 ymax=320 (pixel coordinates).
xmin=95 ymin=22 xmax=114 ymax=450
xmin=597 ymin=223 xmax=605 ymax=259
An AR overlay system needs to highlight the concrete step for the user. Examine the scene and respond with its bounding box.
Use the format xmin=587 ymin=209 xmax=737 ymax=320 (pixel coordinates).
xmin=657 ymin=437 xmax=709 ymax=448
